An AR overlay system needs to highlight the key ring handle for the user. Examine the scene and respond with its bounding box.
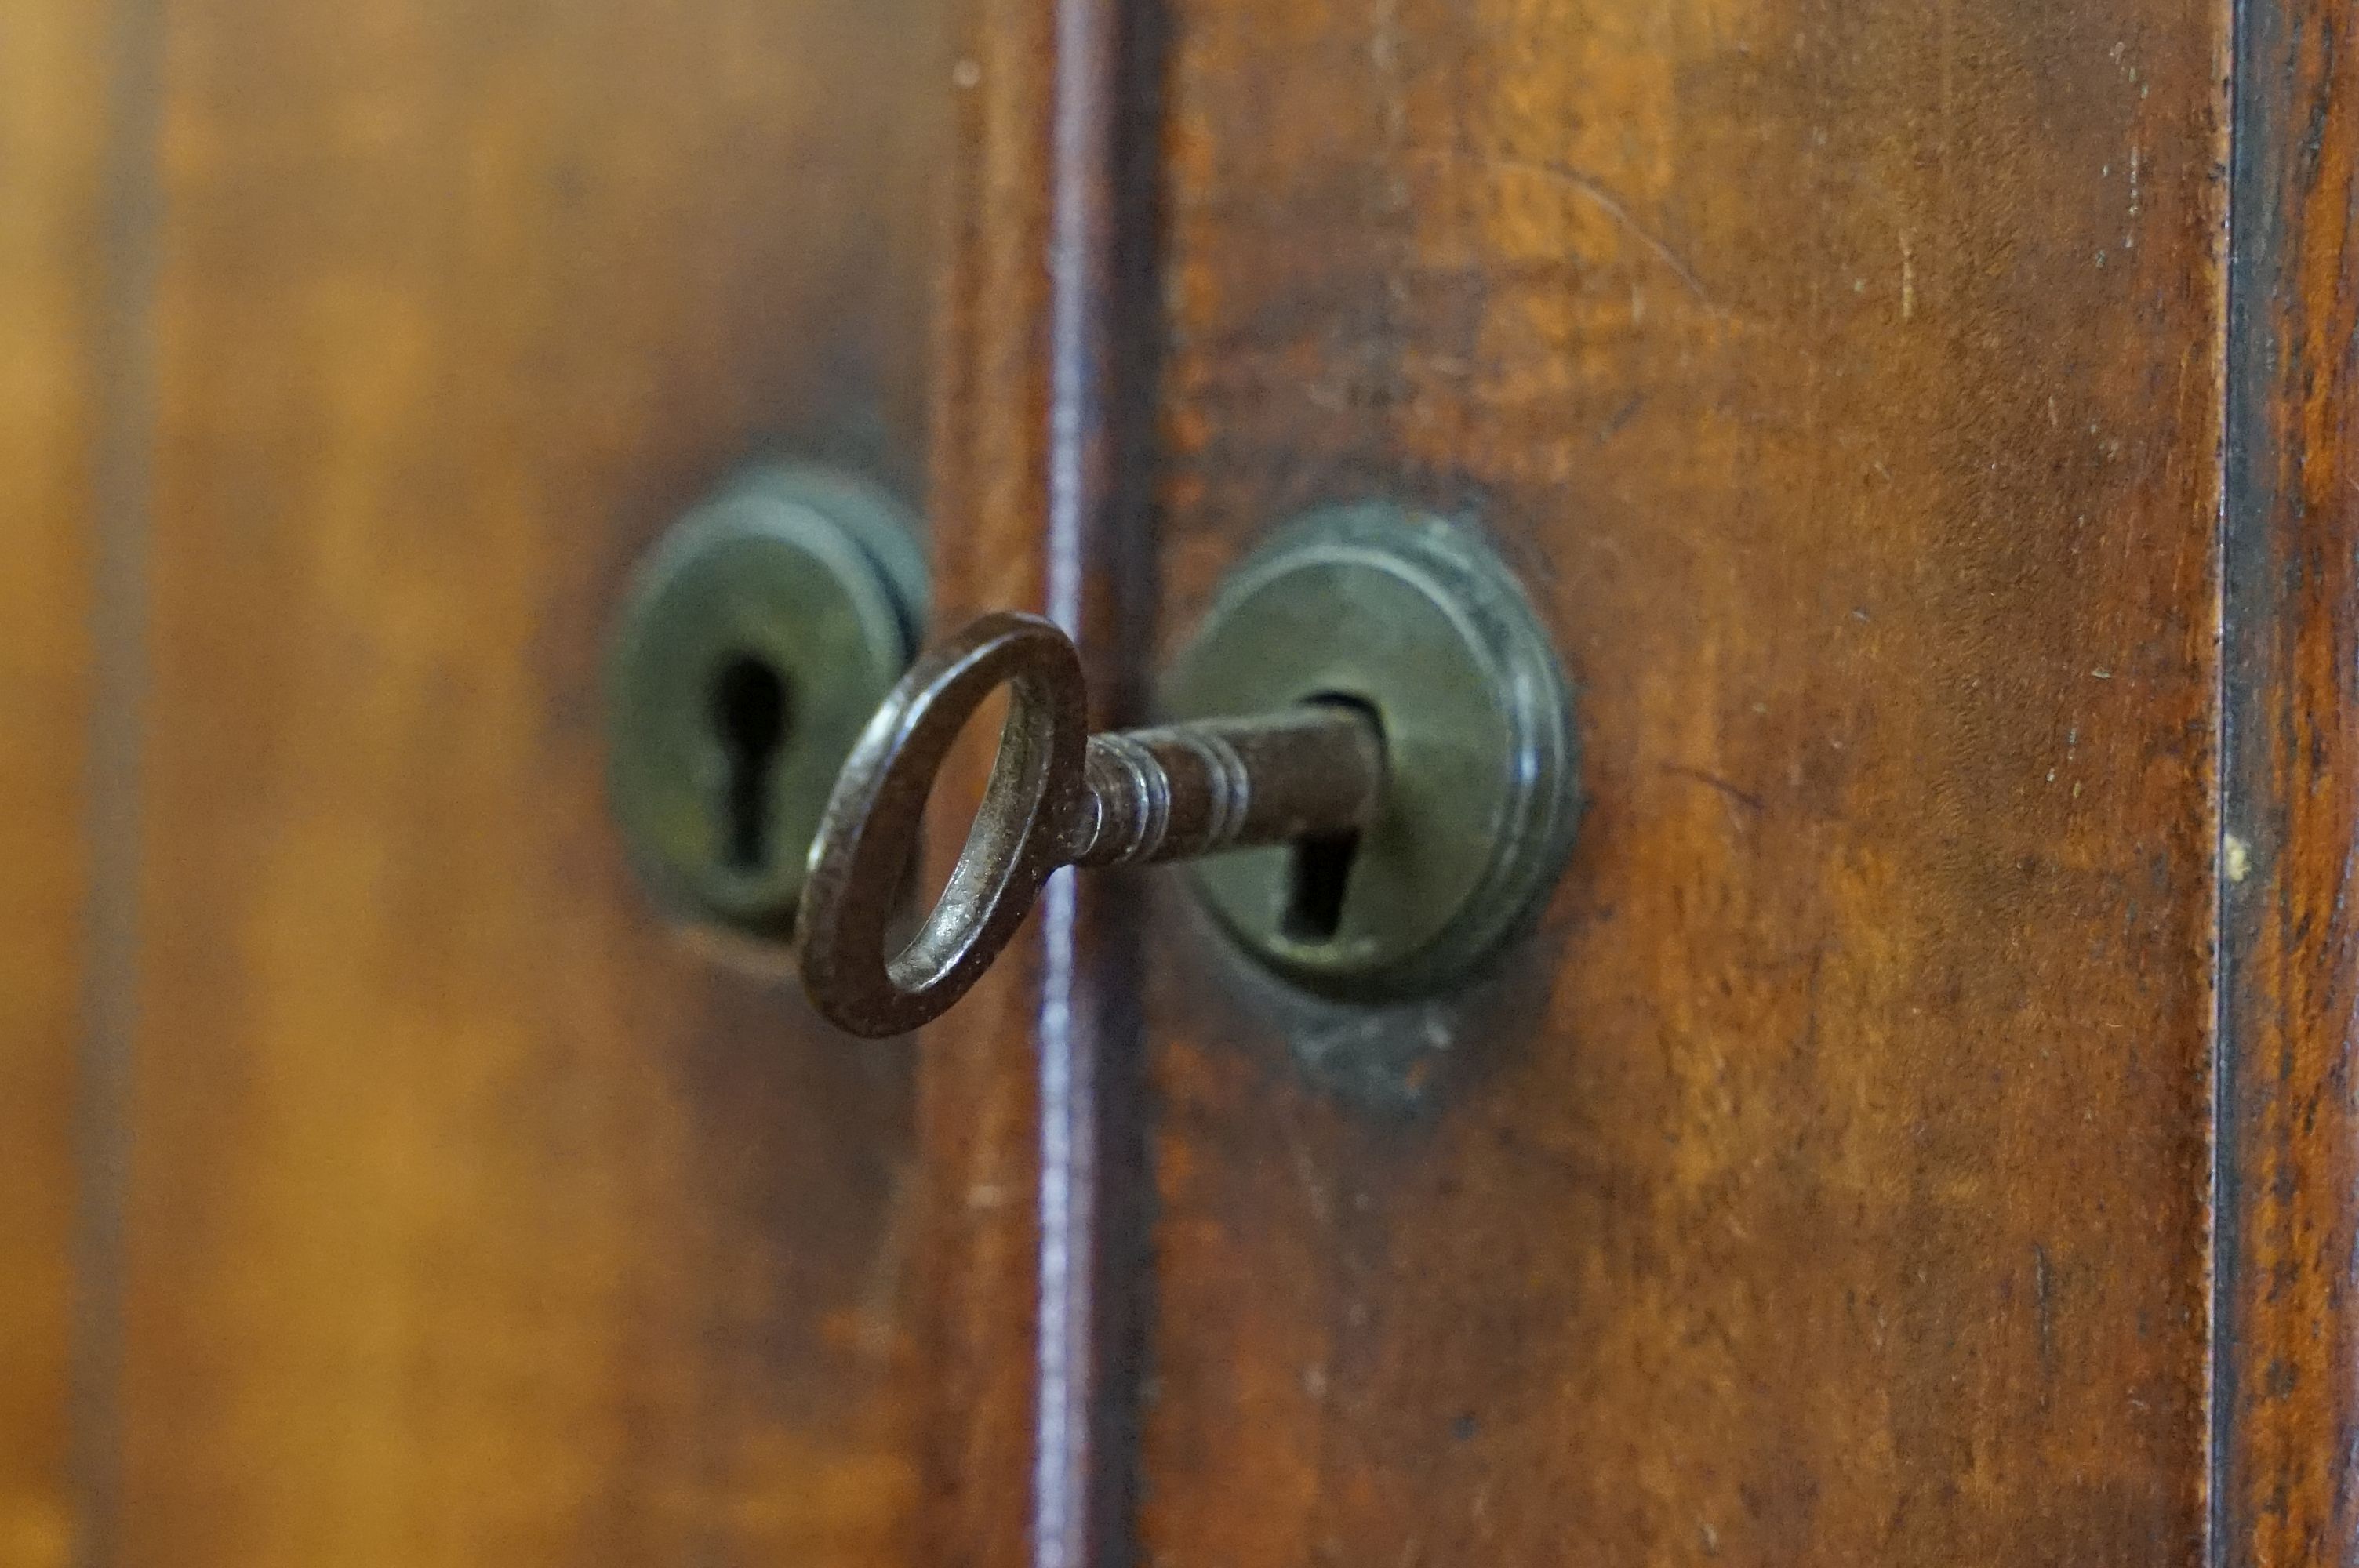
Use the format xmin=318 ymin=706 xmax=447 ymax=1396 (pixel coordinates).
xmin=798 ymin=611 xmax=1089 ymax=1036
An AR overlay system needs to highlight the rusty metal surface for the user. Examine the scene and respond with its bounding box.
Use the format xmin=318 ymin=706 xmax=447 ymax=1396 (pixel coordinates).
xmin=797 ymin=611 xmax=1383 ymax=1038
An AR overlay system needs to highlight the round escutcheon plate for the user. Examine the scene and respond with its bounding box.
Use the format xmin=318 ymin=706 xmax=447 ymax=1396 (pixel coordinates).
xmin=605 ymin=464 xmax=926 ymax=938
xmin=1163 ymin=502 xmax=1579 ymax=1000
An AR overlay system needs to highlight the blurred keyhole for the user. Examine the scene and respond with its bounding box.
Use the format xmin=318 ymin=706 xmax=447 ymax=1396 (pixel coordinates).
xmin=711 ymin=653 xmax=792 ymax=872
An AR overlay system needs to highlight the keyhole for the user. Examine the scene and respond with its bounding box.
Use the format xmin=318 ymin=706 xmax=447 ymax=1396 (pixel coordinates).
xmin=711 ymin=654 xmax=792 ymax=872
xmin=1280 ymin=695 xmax=1379 ymax=943
xmin=1281 ymin=830 xmax=1360 ymax=943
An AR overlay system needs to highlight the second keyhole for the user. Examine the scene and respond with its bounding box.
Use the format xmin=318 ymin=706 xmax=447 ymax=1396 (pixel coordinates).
xmin=712 ymin=652 xmax=794 ymax=873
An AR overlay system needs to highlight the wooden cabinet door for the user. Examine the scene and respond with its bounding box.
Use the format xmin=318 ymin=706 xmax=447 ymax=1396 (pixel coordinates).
xmin=10 ymin=3 xmax=952 ymax=1563
xmin=14 ymin=0 xmax=2349 ymax=1563
xmin=916 ymin=0 xmax=2356 ymax=1564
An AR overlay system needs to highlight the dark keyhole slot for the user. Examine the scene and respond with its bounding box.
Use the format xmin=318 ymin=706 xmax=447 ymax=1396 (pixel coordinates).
xmin=711 ymin=654 xmax=793 ymax=871
xmin=1281 ymin=830 xmax=1360 ymax=943
xmin=1280 ymin=695 xmax=1381 ymax=944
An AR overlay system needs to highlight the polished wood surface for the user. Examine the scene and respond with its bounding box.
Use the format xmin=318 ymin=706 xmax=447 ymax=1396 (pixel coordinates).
xmin=1122 ymin=0 xmax=2229 ymax=1561
xmin=20 ymin=0 xmax=951 ymax=1562
xmin=925 ymin=0 xmax=2241 ymax=1561
xmin=13 ymin=0 xmax=2349 ymax=1560
xmin=0 ymin=2 xmax=108 ymax=1563
xmin=2219 ymin=0 xmax=2359 ymax=1559
xmin=911 ymin=5 xmax=1059 ymax=1565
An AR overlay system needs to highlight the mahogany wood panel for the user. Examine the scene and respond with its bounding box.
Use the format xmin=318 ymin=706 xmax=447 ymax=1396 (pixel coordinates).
xmin=1132 ymin=1 xmax=2227 ymax=1563
xmin=0 ymin=2 xmax=109 ymax=1563
xmin=96 ymin=2 xmax=949 ymax=1563
xmin=911 ymin=0 xmax=1161 ymax=1563
xmin=912 ymin=5 xmax=1066 ymax=1566
xmin=2218 ymin=0 xmax=2358 ymax=1559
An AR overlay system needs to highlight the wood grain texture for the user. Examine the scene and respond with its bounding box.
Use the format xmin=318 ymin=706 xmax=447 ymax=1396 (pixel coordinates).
xmin=912 ymin=4 xmax=1056 ymax=1565
xmin=0 ymin=2 xmax=109 ymax=1563
xmin=2218 ymin=0 xmax=2359 ymax=1559
xmin=103 ymin=1 xmax=948 ymax=1562
xmin=1133 ymin=0 xmax=2227 ymax=1563
xmin=911 ymin=0 xmax=1161 ymax=1561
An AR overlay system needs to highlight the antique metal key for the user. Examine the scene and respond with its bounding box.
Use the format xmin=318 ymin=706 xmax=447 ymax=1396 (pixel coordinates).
xmin=797 ymin=610 xmax=1388 ymax=1037
xmin=794 ymin=504 xmax=1581 ymax=1038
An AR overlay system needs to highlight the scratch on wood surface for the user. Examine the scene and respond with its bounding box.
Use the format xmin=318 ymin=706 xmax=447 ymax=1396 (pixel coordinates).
xmin=1663 ymin=763 xmax=1766 ymax=815
xmin=1470 ymin=151 xmax=1721 ymax=309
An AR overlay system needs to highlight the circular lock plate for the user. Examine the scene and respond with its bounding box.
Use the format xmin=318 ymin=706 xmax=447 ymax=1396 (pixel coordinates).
xmin=605 ymin=465 xmax=926 ymax=937
xmin=1163 ymin=502 xmax=1579 ymax=999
